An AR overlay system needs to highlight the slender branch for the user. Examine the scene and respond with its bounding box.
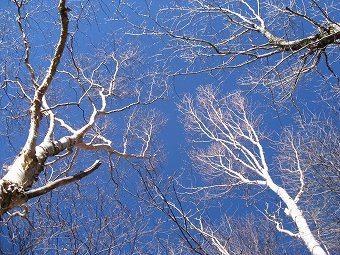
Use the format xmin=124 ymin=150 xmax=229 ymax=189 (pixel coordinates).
xmin=285 ymin=7 xmax=323 ymax=29
xmin=15 ymin=0 xmax=39 ymax=89
xmin=25 ymin=160 xmax=101 ymax=199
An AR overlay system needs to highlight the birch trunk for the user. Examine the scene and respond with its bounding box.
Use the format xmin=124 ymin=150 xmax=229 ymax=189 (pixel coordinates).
xmin=0 ymin=135 xmax=80 ymax=216
xmin=266 ymin=178 xmax=327 ymax=255
xmin=0 ymin=0 xmax=73 ymax=217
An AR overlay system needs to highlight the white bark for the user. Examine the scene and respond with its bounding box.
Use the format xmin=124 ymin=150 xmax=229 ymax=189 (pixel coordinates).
xmin=0 ymin=0 xmax=163 ymax=217
xmin=266 ymin=178 xmax=327 ymax=255
xmin=0 ymin=134 xmax=80 ymax=215
xmin=0 ymin=0 xmax=71 ymax=217
xmin=181 ymin=87 xmax=328 ymax=255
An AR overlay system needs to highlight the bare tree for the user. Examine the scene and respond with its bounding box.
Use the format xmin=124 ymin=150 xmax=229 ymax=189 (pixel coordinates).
xmin=276 ymin=118 xmax=340 ymax=253
xmin=136 ymin=166 xmax=293 ymax=255
xmin=178 ymin=85 xmax=336 ymax=255
xmin=0 ymin=0 xmax=164 ymax=218
xmin=131 ymin=0 xmax=339 ymax=102
xmin=0 ymin=1 xmax=171 ymax=253
xmin=116 ymin=1 xmax=339 ymax=254
xmin=1 ymin=1 xmax=338 ymax=254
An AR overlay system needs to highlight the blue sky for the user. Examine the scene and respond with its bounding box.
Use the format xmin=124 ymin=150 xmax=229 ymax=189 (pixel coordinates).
xmin=0 ymin=0 xmax=339 ymax=254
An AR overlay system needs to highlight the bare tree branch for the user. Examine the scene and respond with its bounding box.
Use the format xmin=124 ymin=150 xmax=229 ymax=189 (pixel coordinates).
xmin=25 ymin=160 xmax=101 ymax=199
xmin=179 ymin=86 xmax=328 ymax=255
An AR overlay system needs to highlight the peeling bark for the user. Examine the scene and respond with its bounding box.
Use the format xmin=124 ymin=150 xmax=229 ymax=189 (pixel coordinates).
xmin=0 ymin=0 xmax=73 ymax=218
xmin=0 ymin=180 xmax=28 ymax=217
xmin=0 ymin=134 xmax=83 ymax=217
xmin=276 ymin=27 xmax=340 ymax=52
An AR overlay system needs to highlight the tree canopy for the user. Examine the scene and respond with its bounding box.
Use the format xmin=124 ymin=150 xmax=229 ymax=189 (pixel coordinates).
xmin=0 ymin=1 xmax=338 ymax=254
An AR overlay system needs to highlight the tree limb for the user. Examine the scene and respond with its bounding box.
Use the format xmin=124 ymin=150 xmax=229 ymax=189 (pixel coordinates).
xmin=24 ymin=0 xmax=70 ymax=156
xmin=25 ymin=160 xmax=101 ymax=199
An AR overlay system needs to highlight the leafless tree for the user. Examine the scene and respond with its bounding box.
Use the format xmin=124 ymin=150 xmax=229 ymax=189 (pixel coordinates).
xmin=1 ymin=1 xmax=338 ymax=254
xmin=121 ymin=163 xmax=283 ymax=255
xmin=0 ymin=1 xmax=174 ymax=253
xmin=276 ymin=118 xmax=340 ymax=253
xmin=0 ymin=0 xmax=165 ymax=219
xmin=109 ymin=1 xmax=340 ymax=254
xmin=177 ymin=85 xmax=338 ymax=255
xmin=130 ymin=0 xmax=339 ymax=102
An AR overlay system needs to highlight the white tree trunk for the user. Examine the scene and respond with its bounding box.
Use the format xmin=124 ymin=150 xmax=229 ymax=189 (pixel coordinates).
xmin=266 ymin=178 xmax=327 ymax=255
xmin=0 ymin=135 xmax=79 ymax=216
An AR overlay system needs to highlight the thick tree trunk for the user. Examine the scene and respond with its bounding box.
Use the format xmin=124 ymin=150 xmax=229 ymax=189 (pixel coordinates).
xmin=266 ymin=179 xmax=327 ymax=255
xmin=0 ymin=135 xmax=80 ymax=216
xmin=0 ymin=0 xmax=74 ymax=218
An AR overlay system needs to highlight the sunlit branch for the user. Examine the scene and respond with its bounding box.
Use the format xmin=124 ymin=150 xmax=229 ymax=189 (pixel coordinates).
xmin=25 ymin=160 xmax=101 ymax=199
xmin=23 ymin=0 xmax=69 ymax=156
xmin=290 ymin=136 xmax=305 ymax=203
xmin=181 ymin=86 xmax=328 ymax=255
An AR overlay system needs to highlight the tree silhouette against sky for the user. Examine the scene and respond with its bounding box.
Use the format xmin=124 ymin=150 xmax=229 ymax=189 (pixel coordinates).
xmin=0 ymin=1 xmax=338 ymax=254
